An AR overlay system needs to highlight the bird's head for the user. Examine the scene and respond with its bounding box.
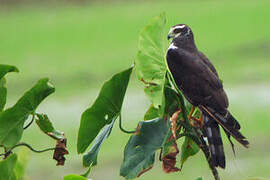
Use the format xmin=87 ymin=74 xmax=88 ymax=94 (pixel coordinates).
xmin=167 ymin=24 xmax=193 ymax=41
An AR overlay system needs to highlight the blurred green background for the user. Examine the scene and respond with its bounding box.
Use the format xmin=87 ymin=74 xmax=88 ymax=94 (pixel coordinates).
xmin=0 ymin=0 xmax=270 ymax=179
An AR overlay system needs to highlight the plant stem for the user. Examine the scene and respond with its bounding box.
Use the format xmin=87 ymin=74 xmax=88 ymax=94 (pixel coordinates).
xmin=23 ymin=113 xmax=35 ymax=130
xmin=118 ymin=113 xmax=135 ymax=134
xmin=0 ymin=142 xmax=55 ymax=158
xmin=166 ymin=72 xmax=189 ymax=124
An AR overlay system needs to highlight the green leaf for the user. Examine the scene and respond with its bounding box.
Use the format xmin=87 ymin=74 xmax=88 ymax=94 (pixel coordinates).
xmin=0 ymin=65 xmax=19 ymax=112
xmin=135 ymin=13 xmax=167 ymax=108
xmin=0 ymin=65 xmax=19 ymax=80
xmin=120 ymin=117 xmax=169 ymax=179
xmin=160 ymin=81 xmax=181 ymax=117
xmin=13 ymin=149 xmax=30 ymax=180
xmin=196 ymin=177 xmax=203 ymax=180
xmin=0 ymin=78 xmax=55 ymax=148
xmin=144 ymin=104 xmax=159 ymax=120
xmin=77 ymin=67 xmax=133 ymax=154
xmin=63 ymin=175 xmax=88 ymax=180
xmin=180 ymin=136 xmax=200 ymax=167
xmin=0 ymin=154 xmax=17 ymax=180
xmin=0 ymin=78 xmax=7 ymax=112
xmin=36 ymin=113 xmax=64 ymax=140
xmin=83 ymin=119 xmax=114 ymax=167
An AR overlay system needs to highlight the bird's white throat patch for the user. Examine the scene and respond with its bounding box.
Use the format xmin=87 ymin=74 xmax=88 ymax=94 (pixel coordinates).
xmin=168 ymin=43 xmax=178 ymax=50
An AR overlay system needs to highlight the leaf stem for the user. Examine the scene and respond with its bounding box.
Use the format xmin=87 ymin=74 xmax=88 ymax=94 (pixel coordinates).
xmin=166 ymin=72 xmax=189 ymax=123
xmin=166 ymin=71 xmax=219 ymax=179
xmin=23 ymin=113 xmax=35 ymax=130
xmin=0 ymin=142 xmax=55 ymax=158
xmin=118 ymin=113 xmax=135 ymax=134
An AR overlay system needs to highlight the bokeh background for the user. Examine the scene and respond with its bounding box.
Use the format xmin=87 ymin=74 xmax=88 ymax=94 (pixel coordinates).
xmin=0 ymin=0 xmax=270 ymax=179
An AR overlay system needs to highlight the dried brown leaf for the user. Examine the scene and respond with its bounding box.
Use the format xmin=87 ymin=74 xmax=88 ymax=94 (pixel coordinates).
xmin=53 ymin=136 xmax=69 ymax=166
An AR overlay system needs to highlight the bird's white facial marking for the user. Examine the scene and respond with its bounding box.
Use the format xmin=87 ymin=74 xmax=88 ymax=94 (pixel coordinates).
xmin=174 ymin=25 xmax=186 ymax=29
xmin=169 ymin=25 xmax=186 ymax=34
xmin=168 ymin=43 xmax=178 ymax=50
xmin=168 ymin=25 xmax=186 ymax=40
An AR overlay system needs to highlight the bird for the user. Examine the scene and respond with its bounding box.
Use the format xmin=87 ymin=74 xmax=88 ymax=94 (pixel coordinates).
xmin=166 ymin=24 xmax=249 ymax=169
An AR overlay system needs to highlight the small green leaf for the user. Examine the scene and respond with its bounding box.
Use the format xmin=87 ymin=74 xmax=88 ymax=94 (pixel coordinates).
xmin=0 ymin=154 xmax=17 ymax=180
xmin=13 ymin=149 xmax=30 ymax=180
xmin=160 ymin=82 xmax=181 ymax=117
xmin=0 ymin=65 xmax=19 ymax=112
xmin=144 ymin=104 xmax=159 ymax=120
xmin=63 ymin=174 xmax=88 ymax=180
xmin=36 ymin=113 xmax=64 ymax=140
xmin=77 ymin=67 xmax=133 ymax=154
xmin=180 ymin=136 xmax=200 ymax=167
xmin=120 ymin=117 xmax=169 ymax=179
xmin=83 ymin=119 xmax=114 ymax=167
xmin=0 ymin=78 xmax=7 ymax=112
xmin=0 ymin=64 xmax=19 ymax=80
xmin=196 ymin=177 xmax=203 ymax=180
xmin=135 ymin=13 xmax=167 ymax=108
xmin=0 ymin=78 xmax=55 ymax=148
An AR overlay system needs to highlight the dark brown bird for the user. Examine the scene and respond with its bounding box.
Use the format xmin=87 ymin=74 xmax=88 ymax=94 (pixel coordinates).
xmin=166 ymin=24 xmax=249 ymax=168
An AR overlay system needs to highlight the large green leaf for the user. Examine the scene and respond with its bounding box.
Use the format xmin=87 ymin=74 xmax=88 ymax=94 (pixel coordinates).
xmin=160 ymin=85 xmax=182 ymax=173
xmin=135 ymin=13 xmax=167 ymax=108
xmin=0 ymin=154 xmax=17 ymax=180
xmin=63 ymin=175 xmax=88 ymax=180
xmin=180 ymin=136 xmax=200 ymax=168
xmin=77 ymin=67 xmax=133 ymax=154
xmin=13 ymin=149 xmax=30 ymax=180
xmin=196 ymin=177 xmax=203 ymax=180
xmin=83 ymin=119 xmax=114 ymax=167
xmin=160 ymin=79 xmax=181 ymax=117
xmin=0 ymin=65 xmax=19 ymax=112
xmin=120 ymin=117 xmax=169 ymax=179
xmin=0 ymin=78 xmax=7 ymax=112
xmin=144 ymin=104 xmax=159 ymax=120
xmin=0 ymin=78 xmax=55 ymax=148
xmin=0 ymin=65 xmax=19 ymax=80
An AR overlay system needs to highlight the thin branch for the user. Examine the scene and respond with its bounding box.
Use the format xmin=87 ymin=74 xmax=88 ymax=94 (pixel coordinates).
xmin=118 ymin=113 xmax=135 ymax=134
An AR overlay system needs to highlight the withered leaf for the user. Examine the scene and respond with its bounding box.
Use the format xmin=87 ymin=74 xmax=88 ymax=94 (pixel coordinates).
xmin=53 ymin=137 xmax=69 ymax=166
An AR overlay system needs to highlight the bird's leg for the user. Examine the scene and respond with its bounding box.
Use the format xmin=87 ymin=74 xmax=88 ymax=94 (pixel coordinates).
xmin=170 ymin=109 xmax=182 ymax=140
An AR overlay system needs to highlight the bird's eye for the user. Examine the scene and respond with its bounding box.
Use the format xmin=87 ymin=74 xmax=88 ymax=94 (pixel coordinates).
xmin=173 ymin=28 xmax=181 ymax=34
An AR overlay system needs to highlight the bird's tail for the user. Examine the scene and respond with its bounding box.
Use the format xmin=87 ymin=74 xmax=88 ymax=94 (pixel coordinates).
xmin=202 ymin=114 xmax=226 ymax=168
xmin=201 ymin=106 xmax=249 ymax=148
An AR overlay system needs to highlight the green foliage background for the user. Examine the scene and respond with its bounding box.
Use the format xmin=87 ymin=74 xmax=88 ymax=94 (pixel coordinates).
xmin=0 ymin=0 xmax=270 ymax=179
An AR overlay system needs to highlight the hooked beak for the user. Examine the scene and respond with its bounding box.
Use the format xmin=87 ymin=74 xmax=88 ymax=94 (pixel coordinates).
xmin=167 ymin=34 xmax=173 ymax=40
